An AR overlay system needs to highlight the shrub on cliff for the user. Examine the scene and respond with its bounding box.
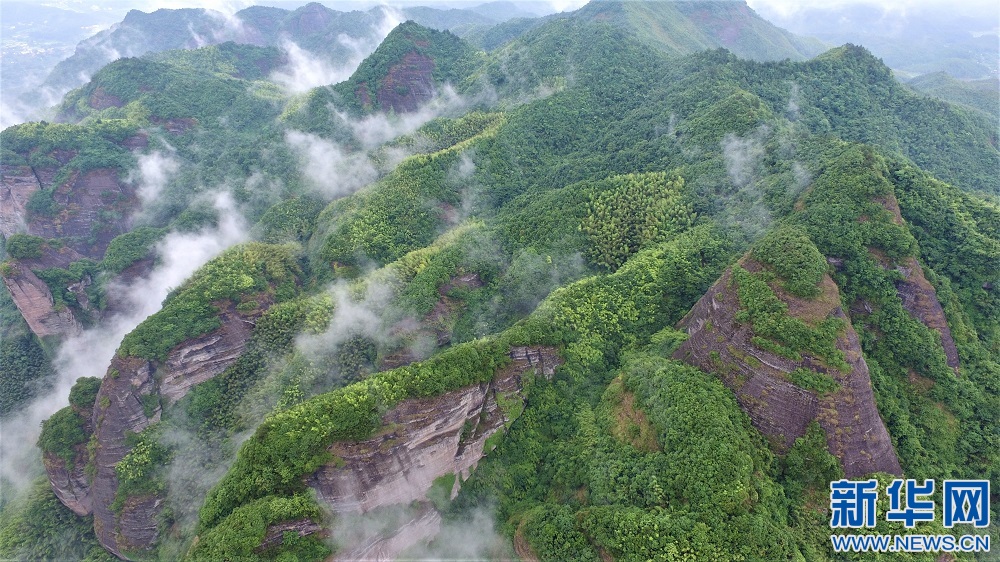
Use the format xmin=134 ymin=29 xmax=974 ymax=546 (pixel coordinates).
xmin=4 ymin=234 xmax=46 ymax=260
xmin=751 ymin=225 xmax=826 ymax=297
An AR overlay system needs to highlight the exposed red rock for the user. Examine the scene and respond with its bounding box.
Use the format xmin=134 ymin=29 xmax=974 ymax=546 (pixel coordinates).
xmin=894 ymin=258 xmax=961 ymax=372
xmin=301 ymin=346 xmax=560 ymax=554
xmin=159 ymin=307 xmax=255 ymax=404
xmin=24 ymin=168 xmax=137 ymax=260
xmin=86 ymin=302 xmax=265 ymax=558
xmin=90 ymin=356 xmax=161 ymax=559
xmin=43 ymin=396 xmax=96 ymax=517
xmin=674 ymin=260 xmax=902 ymax=477
xmin=1 ymin=262 xmax=81 ymax=338
xmin=258 ymin=519 xmax=326 ymax=553
xmin=88 ymin=86 xmax=124 ymax=110
xmin=376 ymin=51 xmax=436 ymax=113
xmin=0 ymin=165 xmax=41 ymax=238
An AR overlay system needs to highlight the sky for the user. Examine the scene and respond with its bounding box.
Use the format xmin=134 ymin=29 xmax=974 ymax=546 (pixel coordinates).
xmin=1 ymin=0 xmax=997 ymax=20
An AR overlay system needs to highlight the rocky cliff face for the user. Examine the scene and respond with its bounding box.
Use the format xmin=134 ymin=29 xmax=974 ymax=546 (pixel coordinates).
xmin=0 ymin=165 xmax=38 ymax=239
xmin=874 ymin=194 xmax=960 ymax=371
xmin=895 ymin=258 xmax=961 ymax=371
xmin=674 ymin=259 xmax=902 ymax=477
xmin=1 ymin=262 xmax=81 ymax=337
xmin=1 ymin=160 xmax=139 ymax=340
xmin=376 ymin=51 xmax=437 ymax=113
xmin=33 ymin=168 xmax=136 ymax=259
xmin=277 ymin=346 xmax=561 ymax=556
xmin=332 ymin=506 xmax=441 ymax=562
xmin=308 ymin=356 xmax=524 ymax=511
xmin=43 ymin=398 xmax=96 ymax=517
xmin=85 ymin=306 xmax=257 ymax=559
xmin=159 ymin=309 xmax=254 ymax=404
xmin=90 ymin=356 xmax=161 ymax=559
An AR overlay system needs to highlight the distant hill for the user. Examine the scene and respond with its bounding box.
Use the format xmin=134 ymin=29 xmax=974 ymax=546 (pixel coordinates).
xmin=466 ymin=0 xmax=825 ymax=61
xmin=907 ymin=72 xmax=1000 ymax=121
xmin=34 ymin=2 xmax=522 ymax=105
xmin=754 ymin=1 xmax=999 ymax=79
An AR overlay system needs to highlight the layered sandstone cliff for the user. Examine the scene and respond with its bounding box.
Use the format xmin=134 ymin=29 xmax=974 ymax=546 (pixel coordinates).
xmin=259 ymin=346 xmax=561 ymax=557
xmin=83 ymin=306 xmax=257 ymax=558
xmin=1 ymin=262 xmax=81 ymax=337
xmin=674 ymin=259 xmax=902 ymax=477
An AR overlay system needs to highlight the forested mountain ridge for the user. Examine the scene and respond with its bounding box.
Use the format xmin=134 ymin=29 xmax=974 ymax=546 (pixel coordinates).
xmin=1 ymin=1 xmax=998 ymax=560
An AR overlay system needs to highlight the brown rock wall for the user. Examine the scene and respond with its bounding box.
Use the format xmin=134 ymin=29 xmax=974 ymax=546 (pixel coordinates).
xmin=91 ymin=356 xmax=161 ymax=559
xmin=674 ymin=263 xmax=902 ymax=477
xmin=1 ymin=263 xmax=81 ymax=337
xmin=159 ymin=311 xmax=253 ymax=404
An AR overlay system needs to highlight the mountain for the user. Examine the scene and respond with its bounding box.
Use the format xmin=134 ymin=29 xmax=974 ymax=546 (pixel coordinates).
xmin=754 ymin=1 xmax=1000 ymax=80
xmin=466 ymin=0 xmax=826 ymax=60
xmin=907 ymin=71 xmax=1000 ymax=121
xmin=31 ymin=2 xmax=529 ymax=111
xmin=332 ymin=21 xmax=484 ymax=114
xmin=1 ymin=3 xmax=998 ymax=561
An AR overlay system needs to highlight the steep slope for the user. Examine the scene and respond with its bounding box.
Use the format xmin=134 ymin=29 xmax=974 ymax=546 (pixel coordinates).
xmin=332 ymin=21 xmax=483 ymax=114
xmin=35 ymin=2 xmax=514 ymax=105
xmin=673 ymin=250 xmax=902 ymax=476
xmin=8 ymin=5 xmax=1000 ymax=561
xmin=40 ymin=244 xmax=303 ymax=558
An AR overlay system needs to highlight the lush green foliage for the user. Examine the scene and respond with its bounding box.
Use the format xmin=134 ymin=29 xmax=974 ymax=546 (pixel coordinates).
xmin=0 ymin=480 xmax=113 ymax=562
xmin=68 ymin=377 xmax=102 ymax=410
xmin=4 ymin=10 xmax=1000 ymax=561
xmin=0 ymin=331 xmax=51 ymax=416
xmin=751 ymin=225 xmax=827 ymax=297
xmin=733 ymin=266 xmax=847 ymax=369
xmin=118 ymin=243 xmax=300 ymax=360
xmin=188 ymin=494 xmax=329 ymax=562
xmin=580 ymin=173 xmax=695 ymax=270
xmin=4 ymin=235 xmax=46 ymax=260
xmin=37 ymin=408 xmax=87 ymax=467
xmin=111 ymin=426 xmax=170 ymax=513
xmin=101 ymin=227 xmax=167 ymax=274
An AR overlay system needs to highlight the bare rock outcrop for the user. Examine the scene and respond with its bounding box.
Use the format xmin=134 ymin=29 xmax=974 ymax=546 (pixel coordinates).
xmin=674 ymin=261 xmax=902 ymax=477
xmin=871 ymin=193 xmax=959 ymax=371
xmin=894 ymin=257 xmax=961 ymax=371
xmin=303 ymin=346 xmax=561 ymax=554
xmin=0 ymin=165 xmax=40 ymax=238
xmin=44 ymin=451 xmax=94 ymax=516
xmin=1 ymin=263 xmax=81 ymax=337
xmin=307 ymin=352 xmax=531 ymax=512
xmin=91 ymin=356 xmax=161 ymax=559
xmin=43 ymin=397 xmax=96 ymax=517
xmin=259 ymin=519 xmax=326 ymax=553
xmin=159 ymin=310 xmax=254 ymax=404
xmin=87 ymin=305 xmax=260 ymax=558
xmin=376 ymin=51 xmax=436 ymax=113
xmin=27 ymin=168 xmax=136 ymax=259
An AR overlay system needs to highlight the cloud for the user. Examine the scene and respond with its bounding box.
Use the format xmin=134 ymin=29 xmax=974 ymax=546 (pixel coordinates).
xmin=0 ymin=192 xmax=248 ymax=496
xmin=347 ymin=86 xmax=467 ymax=148
xmin=285 ymin=130 xmax=380 ymax=199
xmin=270 ymin=7 xmax=404 ymax=94
xmin=722 ymin=130 xmax=767 ymax=189
xmin=296 ymin=279 xmax=397 ymax=363
xmin=718 ymin=126 xmax=773 ymax=241
xmin=131 ymin=150 xmax=180 ymax=205
xmin=271 ymin=39 xmax=356 ymax=94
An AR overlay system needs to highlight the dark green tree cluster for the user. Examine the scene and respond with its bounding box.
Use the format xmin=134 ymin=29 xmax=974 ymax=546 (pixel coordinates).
xmin=580 ymin=172 xmax=695 ymax=270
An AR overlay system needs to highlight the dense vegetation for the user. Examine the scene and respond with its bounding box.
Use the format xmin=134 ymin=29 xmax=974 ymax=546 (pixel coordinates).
xmin=1 ymin=3 xmax=998 ymax=561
